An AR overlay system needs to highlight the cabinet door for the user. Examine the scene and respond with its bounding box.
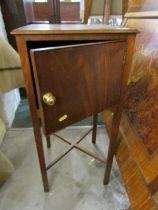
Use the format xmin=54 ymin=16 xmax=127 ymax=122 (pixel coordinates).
xmin=30 ymin=41 xmax=126 ymax=135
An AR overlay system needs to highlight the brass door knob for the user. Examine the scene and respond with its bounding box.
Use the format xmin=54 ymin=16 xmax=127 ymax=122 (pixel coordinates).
xmin=43 ymin=92 xmax=56 ymax=106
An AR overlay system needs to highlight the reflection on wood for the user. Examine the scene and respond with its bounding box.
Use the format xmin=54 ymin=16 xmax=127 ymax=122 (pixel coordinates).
xmin=122 ymin=0 xmax=129 ymax=17
xmin=128 ymin=0 xmax=158 ymax=12
xmin=103 ymin=0 xmax=112 ymax=24
xmin=125 ymin=20 xmax=158 ymax=155
xmin=83 ymin=0 xmax=92 ymax=24
xmin=32 ymin=2 xmax=80 ymax=22
xmin=103 ymin=0 xmax=158 ymax=209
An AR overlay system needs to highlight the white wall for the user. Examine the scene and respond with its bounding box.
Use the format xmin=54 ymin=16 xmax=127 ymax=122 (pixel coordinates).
xmin=0 ymin=5 xmax=20 ymax=127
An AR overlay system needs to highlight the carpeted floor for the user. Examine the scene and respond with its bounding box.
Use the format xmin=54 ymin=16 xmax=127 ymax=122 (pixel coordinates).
xmin=12 ymin=99 xmax=104 ymax=128
xmin=0 ymin=127 xmax=129 ymax=210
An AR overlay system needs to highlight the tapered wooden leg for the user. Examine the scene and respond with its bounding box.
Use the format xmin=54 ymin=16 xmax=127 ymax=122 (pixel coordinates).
xmin=103 ymin=35 xmax=136 ymax=185
xmin=46 ymin=136 xmax=51 ymax=148
xmin=15 ymin=36 xmax=51 ymax=192
xmin=33 ymin=123 xmax=49 ymax=192
xmin=103 ymin=106 xmax=122 ymax=185
xmin=92 ymin=114 xmax=98 ymax=144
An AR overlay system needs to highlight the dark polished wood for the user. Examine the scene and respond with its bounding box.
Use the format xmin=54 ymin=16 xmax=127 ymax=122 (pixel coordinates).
xmin=33 ymin=2 xmax=80 ymax=22
xmin=12 ymin=24 xmax=137 ymax=35
xmin=122 ymin=0 xmax=129 ymax=17
xmin=45 ymin=128 xmax=105 ymax=170
xmin=83 ymin=0 xmax=92 ymax=24
xmin=60 ymin=2 xmax=80 ymax=22
xmin=103 ymin=0 xmax=158 ymax=209
xmin=104 ymin=34 xmax=136 ymax=184
xmin=127 ymin=0 xmax=158 ymax=12
xmin=103 ymin=0 xmax=112 ymax=24
xmin=92 ymin=114 xmax=98 ymax=144
xmin=46 ymin=136 xmax=51 ymax=148
xmin=48 ymin=0 xmax=61 ymax=23
xmin=30 ymin=41 xmax=126 ymax=135
xmin=23 ymin=0 xmax=35 ymax=23
xmin=12 ymin=24 xmax=137 ymax=192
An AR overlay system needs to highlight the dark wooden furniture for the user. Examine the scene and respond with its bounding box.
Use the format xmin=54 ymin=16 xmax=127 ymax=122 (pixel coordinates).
xmin=103 ymin=0 xmax=112 ymax=24
xmin=33 ymin=1 xmax=80 ymax=23
xmin=83 ymin=0 xmax=92 ymax=24
xmin=12 ymin=24 xmax=137 ymax=192
xmin=103 ymin=0 xmax=158 ymax=209
xmin=23 ymin=0 xmax=80 ymax=23
xmin=0 ymin=0 xmax=28 ymax=50
xmin=47 ymin=0 xmax=61 ymax=23
xmin=83 ymin=0 xmax=110 ymax=24
xmin=122 ymin=0 xmax=129 ymax=17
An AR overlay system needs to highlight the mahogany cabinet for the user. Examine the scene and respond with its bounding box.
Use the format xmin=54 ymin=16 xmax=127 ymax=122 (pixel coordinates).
xmin=12 ymin=24 xmax=137 ymax=192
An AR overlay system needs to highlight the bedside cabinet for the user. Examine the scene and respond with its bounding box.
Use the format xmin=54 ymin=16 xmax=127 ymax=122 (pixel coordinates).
xmin=12 ymin=24 xmax=137 ymax=192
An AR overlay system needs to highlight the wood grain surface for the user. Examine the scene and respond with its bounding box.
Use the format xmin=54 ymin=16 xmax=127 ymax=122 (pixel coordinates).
xmin=103 ymin=1 xmax=158 ymax=209
xmin=11 ymin=24 xmax=138 ymax=35
xmin=128 ymin=0 xmax=158 ymax=12
xmin=14 ymin=24 xmax=137 ymax=192
xmin=30 ymin=41 xmax=126 ymax=135
xmin=125 ymin=19 xmax=158 ymax=155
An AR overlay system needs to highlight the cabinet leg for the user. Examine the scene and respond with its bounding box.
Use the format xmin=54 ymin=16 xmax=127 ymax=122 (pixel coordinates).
xmin=92 ymin=114 xmax=98 ymax=144
xmin=103 ymin=106 xmax=122 ymax=185
xmin=103 ymin=35 xmax=136 ymax=184
xmin=46 ymin=136 xmax=51 ymax=148
xmin=34 ymin=123 xmax=49 ymax=192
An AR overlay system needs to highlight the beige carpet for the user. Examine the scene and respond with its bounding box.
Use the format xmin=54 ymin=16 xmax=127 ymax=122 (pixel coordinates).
xmin=0 ymin=127 xmax=129 ymax=210
xmin=0 ymin=118 xmax=14 ymax=185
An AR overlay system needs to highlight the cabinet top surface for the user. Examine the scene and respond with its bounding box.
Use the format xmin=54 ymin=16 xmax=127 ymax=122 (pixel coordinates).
xmin=12 ymin=24 xmax=138 ymax=35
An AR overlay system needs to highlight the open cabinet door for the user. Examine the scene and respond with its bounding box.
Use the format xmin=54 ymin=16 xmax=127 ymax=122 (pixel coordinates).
xmin=30 ymin=41 xmax=126 ymax=135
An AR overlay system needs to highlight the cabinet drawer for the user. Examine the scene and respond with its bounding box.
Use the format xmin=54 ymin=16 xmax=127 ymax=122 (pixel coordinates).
xmin=30 ymin=41 xmax=126 ymax=135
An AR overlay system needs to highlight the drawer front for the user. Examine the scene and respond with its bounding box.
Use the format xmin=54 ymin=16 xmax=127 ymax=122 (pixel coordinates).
xmin=30 ymin=41 xmax=126 ymax=135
